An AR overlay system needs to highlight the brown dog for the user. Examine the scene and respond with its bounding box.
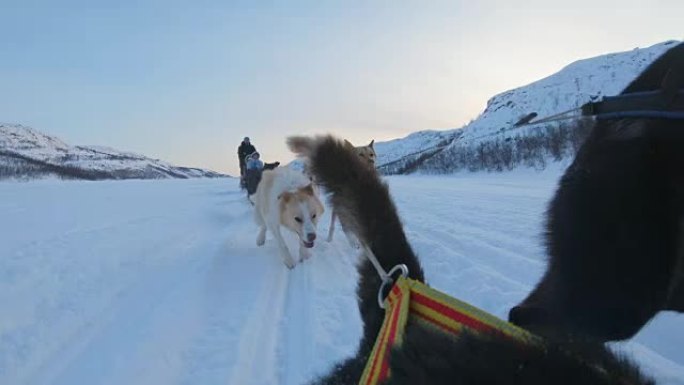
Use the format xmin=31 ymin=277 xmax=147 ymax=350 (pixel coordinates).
xmin=509 ymin=42 xmax=684 ymax=342
xmin=291 ymin=135 xmax=652 ymax=385
xmin=327 ymin=139 xmax=377 ymax=243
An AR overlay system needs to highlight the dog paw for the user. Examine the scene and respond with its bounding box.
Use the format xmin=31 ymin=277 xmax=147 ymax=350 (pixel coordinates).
xmin=284 ymin=258 xmax=296 ymax=269
xmin=256 ymin=229 xmax=266 ymax=246
xmin=299 ymin=243 xmax=314 ymax=260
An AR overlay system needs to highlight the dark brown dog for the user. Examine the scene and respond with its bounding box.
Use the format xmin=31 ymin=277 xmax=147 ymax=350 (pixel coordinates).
xmin=290 ymin=134 xmax=652 ymax=385
xmin=509 ymin=42 xmax=684 ymax=342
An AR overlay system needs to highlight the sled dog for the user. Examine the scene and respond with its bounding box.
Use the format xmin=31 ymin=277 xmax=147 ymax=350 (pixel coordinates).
xmin=253 ymin=166 xmax=325 ymax=269
xmin=509 ymin=42 xmax=684 ymax=342
xmin=289 ymin=135 xmax=653 ymax=384
xmin=327 ymin=139 xmax=377 ymax=243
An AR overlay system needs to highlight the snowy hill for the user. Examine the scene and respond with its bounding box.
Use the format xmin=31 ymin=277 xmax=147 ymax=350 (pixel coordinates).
xmin=377 ymin=40 xmax=680 ymax=174
xmin=0 ymin=124 xmax=225 ymax=180
xmin=374 ymin=129 xmax=460 ymax=174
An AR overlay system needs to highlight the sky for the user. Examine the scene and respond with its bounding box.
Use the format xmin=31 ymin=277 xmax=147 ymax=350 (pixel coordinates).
xmin=1 ymin=1 xmax=682 ymax=175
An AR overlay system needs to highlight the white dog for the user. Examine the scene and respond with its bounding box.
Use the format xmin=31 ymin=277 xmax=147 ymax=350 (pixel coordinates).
xmin=253 ymin=166 xmax=325 ymax=269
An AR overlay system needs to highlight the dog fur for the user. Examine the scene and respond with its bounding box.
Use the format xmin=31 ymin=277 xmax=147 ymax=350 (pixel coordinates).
xmin=253 ymin=166 xmax=325 ymax=269
xmin=327 ymin=139 xmax=377 ymax=243
xmin=509 ymin=42 xmax=684 ymax=342
xmin=290 ymin=135 xmax=651 ymax=384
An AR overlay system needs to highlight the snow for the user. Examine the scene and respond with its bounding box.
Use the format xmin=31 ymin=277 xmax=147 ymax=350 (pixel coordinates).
xmin=455 ymin=40 xmax=678 ymax=146
xmin=374 ymin=129 xmax=458 ymax=166
xmin=375 ymin=40 xmax=680 ymax=171
xmin=0 ymin=124 xmax=71 ymax=157
xmin=0 ymin=124 xmax=224 ymax=179
xmin=1 ymin=169 xmax=682 ymax=385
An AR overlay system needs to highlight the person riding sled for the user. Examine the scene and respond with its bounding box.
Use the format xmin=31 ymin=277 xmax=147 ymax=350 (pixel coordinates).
xmin=244 ymin=152 xmax=264 ymax=196
xmin=237 ymin=137 xmax=256 ymax=189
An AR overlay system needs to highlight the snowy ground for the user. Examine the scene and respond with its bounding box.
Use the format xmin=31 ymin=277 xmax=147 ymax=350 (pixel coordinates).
xmin=1 ymin=169 xmax=682 ymax=385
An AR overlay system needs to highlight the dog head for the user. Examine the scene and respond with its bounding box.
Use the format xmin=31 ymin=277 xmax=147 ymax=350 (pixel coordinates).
xmin=278 ymin=184 xmax=325 ymax=248
xmin=509 ymin=42 xmax=684 ymax=343
xmin=344 ymin=139 xmax=377 ymax=168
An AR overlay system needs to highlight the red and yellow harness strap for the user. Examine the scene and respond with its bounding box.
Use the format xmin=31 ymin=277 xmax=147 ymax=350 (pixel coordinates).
xmin=359 ymin=276 xmax=542 ymax=385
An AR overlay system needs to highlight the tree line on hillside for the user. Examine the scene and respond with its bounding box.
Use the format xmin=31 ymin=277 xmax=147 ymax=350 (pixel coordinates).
xmin=380 ymin=121 xmax=593 ymax=175
xmin=0 ymin=151 xmax=116 ymax=180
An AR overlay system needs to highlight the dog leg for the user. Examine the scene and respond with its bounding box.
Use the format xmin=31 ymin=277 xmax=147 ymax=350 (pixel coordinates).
xmin=299 ymin=242 xmax=312 ymax=262
xmin=271 ymin=224 xmax=296 ymax=269
xmin=256 ymin=226 xmax=266 ymax=246
xmin=254 ymin=208 xmax=267 ymax=246
xmin=327 ymin=209 xmax=336 ymax=242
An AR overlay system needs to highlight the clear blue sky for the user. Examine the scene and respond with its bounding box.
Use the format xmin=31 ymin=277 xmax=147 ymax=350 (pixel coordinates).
xmin=1 ymin=0 xmax=682 ymax=175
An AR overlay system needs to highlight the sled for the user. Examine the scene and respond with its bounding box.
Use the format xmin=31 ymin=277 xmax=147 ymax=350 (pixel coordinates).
xmin=245 ymin=168 xmax=262 ymax=196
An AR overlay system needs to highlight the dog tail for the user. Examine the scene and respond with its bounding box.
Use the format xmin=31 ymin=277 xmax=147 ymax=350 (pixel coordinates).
xmin=288 ymin=135 xmax=424 ymax=280
xmin=288 ymin=135 xmax=424 ymax=382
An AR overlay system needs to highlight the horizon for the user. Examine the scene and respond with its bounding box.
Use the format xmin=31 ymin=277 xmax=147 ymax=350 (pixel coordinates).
xmin=1 ymin=1 xmax=683 ymax=175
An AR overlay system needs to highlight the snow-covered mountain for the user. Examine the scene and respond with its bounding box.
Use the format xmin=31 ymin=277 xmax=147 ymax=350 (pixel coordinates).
xmin=374 ymin=130 xmax=460 ymax=174
xmin=376 ymin=40 xmax=680 ymax=174
xmin=0 ymin=124 xmax=225 ymax=180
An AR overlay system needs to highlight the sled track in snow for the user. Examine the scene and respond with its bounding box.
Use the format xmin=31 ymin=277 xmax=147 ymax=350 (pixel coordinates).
xmin=280 ymin=263 xmax=316 ymax=385
xmin=228 ymin=263 xmax=290 ymax=385
xmin=4 ymin=178 xmax=681 ymax=385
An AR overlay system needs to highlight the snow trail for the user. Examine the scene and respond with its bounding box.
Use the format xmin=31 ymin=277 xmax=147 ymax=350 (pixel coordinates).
xmin=1 ymin=174 xmax=682 ymax=385
xmin=228 ymin=262 xmax=289 ymax=385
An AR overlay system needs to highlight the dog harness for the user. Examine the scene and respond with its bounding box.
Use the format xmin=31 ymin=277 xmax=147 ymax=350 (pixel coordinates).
xmin=582 ymin=89 xmax=684 ymax=121
xmin=359 ymin=273 xmax=542 ymax=385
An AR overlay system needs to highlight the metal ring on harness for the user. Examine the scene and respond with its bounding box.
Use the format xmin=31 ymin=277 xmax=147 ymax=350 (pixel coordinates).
xmin=378 ymin=264 xmax=409 ymax=309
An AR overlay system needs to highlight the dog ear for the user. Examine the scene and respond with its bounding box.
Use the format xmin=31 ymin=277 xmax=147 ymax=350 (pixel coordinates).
xmin=300 ymin=184 xmax=315 ymax=196
xmin=343 ymin=139 xmax=355 ymax=150
xmin=314 ymin=196 xmax=325 ymax=215
xmin=278 ymin=192 xmax=292 ymax=202
xmin=369 ymin=139 xmax=374 ymax=148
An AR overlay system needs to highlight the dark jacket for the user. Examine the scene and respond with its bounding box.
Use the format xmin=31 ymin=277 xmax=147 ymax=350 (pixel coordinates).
xmin=238 ymin=141 xmax=256 ymax=165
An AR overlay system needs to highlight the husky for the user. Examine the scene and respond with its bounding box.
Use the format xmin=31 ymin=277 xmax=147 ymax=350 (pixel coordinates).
xmin=253 ymin=166 xmax=325 ymax=269
xmin=509 ymin=42 xmax=684 ymax=342
xmin=326 ymin=139 xmax=377 ymax=243
xmin=290 ymin=135 xmax=652 ymax=384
